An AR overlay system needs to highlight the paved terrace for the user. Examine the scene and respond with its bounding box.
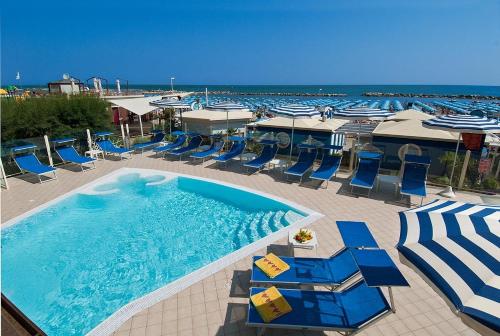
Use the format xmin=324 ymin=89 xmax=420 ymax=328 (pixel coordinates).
xmin=1 ymin=155 xmax=484 ymax=336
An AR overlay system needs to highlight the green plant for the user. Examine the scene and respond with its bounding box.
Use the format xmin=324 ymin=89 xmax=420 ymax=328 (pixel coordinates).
xmin=482 ymin=177 xmax=498 ymax=190
xmin=1 ymin=95 xmax=111 ymax=141
xmin=433 ymin=176 xmax=450 ymax=185
xmin=132 ymin=136 xmax=151 ymax=145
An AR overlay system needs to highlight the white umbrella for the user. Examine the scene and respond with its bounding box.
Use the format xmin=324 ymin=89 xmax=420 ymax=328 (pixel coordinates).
xmin=270 ymin=104 xmax=321 ymax=161
xmin=116 ymin=79 xmax=121 ymax=94
xmin=422 ymin=114 xmax=500 ymax=197
xmin=93 ymin=78 xmax=99 ymax=93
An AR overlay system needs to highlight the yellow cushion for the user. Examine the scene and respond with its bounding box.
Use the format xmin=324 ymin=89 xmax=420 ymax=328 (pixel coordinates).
xmin=250 ymin=286 xmax=292 ymax=323
xmin=254 ymin=253 xmax=290 ymax=278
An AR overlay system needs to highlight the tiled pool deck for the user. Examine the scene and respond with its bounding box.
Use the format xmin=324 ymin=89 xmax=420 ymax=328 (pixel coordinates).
xmin=1 ymin=155 xmax=484 ymax=336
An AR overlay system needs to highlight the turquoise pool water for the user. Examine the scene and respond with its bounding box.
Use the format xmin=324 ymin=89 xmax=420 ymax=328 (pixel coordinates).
xmin=1 ymin=172 xmax=306 ymax=335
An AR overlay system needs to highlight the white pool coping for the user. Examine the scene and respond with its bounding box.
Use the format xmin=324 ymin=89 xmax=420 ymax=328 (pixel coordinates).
xmin=2 ymin=168 xmax=323 ymax=336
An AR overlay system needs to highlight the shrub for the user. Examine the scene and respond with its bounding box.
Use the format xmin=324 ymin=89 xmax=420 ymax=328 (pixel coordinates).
xmin=1 ymin=95 xmax=111 ymax=142
xmin=482 ymin=177 xmax=498 ymax=191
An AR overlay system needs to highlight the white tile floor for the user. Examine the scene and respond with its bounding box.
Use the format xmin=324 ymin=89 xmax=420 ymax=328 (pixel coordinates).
xmin=1 ymin=154 xmax=485 ymax=336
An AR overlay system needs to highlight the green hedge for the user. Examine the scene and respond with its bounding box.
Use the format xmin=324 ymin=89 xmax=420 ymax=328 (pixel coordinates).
xmin=1 ymin=95 xmax=112 ymax=142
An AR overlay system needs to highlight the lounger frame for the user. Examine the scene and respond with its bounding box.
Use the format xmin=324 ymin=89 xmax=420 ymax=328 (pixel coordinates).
xmin=247 ymin=279 xmax=397 ymax=336
xmin=55 ymin=147 xmax=96 ymax=172
xmin=13 ymin=154 xmax=57 ymax=184
xmin=350 ymin=154 xmax=381 ymax=196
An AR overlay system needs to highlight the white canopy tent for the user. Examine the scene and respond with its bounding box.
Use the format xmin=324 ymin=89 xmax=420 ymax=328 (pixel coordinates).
xmin=107 ymin=96 xmax=162 ymax=136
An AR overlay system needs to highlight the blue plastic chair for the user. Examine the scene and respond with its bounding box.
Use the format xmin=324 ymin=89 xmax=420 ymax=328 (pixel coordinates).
xmin=251 ymin=221 xmax=378 ymax=287
xmin=350 ymin=152 xmax=382 ymax=196
xmin=213 ymin=139 xmax=246 ymax=166
xmin=96 ymin=140 xmax=132 ymax=160
xmin=132 ymin=131 xmax=165 ymax=154
xmin=12 ymin=145 xmax=57 ymax=183
xmin=56 ymin=147 xmax=96 ymax=171
xmin=169 ymin=135 xmax=203 ymax=160
xmin=400 ymin=155 xmax=431 ymax=205
xmin=310 ymin=145 xmax=343 ymax=188
xmin=247 ymin=249 xmax=409 ymax=335
xmin=284 ymin=145 xmax=318 ymax=183
xmin=190 ymin=141 xmax=224 ymax=162
xmin=243 ymin=140 xmax=278 ymax=173
xmin=153 ymin=134 xmax=187 ymax=155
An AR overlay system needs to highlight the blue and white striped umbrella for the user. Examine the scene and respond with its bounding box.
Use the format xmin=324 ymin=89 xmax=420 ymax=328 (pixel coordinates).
xmin=206 ymin=102 xmax=248 ymax=110
xmin=270 ymin=104 xmax=321 ymax=118
xmin=332 ymin=107 xmax=395 ymax=121
xmin=397 ymin=199 xmax=500 ymax=332
xmin=422 ymin=115 xmax=500 ymax=134
xmin=150 ymin=98 xmax=191 ymax=109
xmin=269 ymin=104 xmax=321 ymax=160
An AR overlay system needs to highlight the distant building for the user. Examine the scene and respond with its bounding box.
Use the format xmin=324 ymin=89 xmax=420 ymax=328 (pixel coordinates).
xmin=48 ymin=75 xmax=84 ymax=94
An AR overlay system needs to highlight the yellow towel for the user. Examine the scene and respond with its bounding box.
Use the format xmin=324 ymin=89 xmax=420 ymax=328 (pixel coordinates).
xmin=254 ymin=253 xmax=290 ymax=278
xmin=250 ymin=286 xmax=292 ymax=323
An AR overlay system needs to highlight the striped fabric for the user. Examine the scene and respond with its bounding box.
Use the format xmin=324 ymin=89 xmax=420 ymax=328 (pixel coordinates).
xmin=397 ymin=199 xmax=500 ymax=332
xmin=422 ymin=115 xmax=500 ymax=134
xmin=150 ymin=99 xmax=191 ymax=109
xmin=330 ymin=132 xmax=345 ymax=148
xmin=270 ymin=104 xmax=321 ymax=118
xmin=206 ymin=102 xmax=248 ymax=110
xmin=332 ymin=108 xmax=395 ymax=120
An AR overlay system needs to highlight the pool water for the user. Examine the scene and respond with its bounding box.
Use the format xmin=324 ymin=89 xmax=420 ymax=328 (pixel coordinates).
xmin=1 ymin=172 xmax=307 ymax=335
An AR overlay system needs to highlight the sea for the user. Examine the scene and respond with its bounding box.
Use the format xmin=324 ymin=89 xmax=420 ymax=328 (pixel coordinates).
xmin=22 ymin=84 xmax=500 ymax=98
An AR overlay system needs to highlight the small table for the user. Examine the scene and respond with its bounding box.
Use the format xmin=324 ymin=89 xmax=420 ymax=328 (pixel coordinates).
xmin=376 ymin=174 xmax=399 ymax=196
xmin=240 ymin=153 xmax=257 ymax=162
xmin=288 ymin=229 xmax=318 ymax=255
xmin=85 ymin=150 xmax=104 ymax=160
xmin=269 ymin=159 xmax=288 ymax=175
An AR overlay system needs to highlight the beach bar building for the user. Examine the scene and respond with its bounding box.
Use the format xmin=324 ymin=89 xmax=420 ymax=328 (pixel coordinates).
xmin=181 ymin=109 xmax=254 ymax=134
xmin=371 ymin=117 xmax=463 ymax=175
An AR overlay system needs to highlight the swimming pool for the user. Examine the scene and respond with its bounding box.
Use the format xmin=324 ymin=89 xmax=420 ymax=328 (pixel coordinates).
xmin=1 ymin=168 xmax=321 ymax=335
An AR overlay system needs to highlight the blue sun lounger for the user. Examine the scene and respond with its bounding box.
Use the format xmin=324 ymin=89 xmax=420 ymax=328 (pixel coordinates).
xmin=94 ymin=132 xmax=132 ymax=160
xmin=132 ymin=131 xmax=165 ymax=154
xmin=399 ymin=154 xmax=431 ymax=205
xmin=350 ymin=152 xmax=382 ymax=196
xmin=243 ymin=140 xmax=278 ymax=173
xmin=284 ymin=144 xmax=318 ymax=183
xmin=153 ymin=132 xmax=187 ymax=155
xmin=12 ymin=144 xmax=57 ymax=183
xmin=190 ymin=140 xmax=224 ymax=162
xmin=251 ymin=221 xmax=378 ymax=287
xmin=247 ymin=249 xmax=409 ymax=335
xmin=213 ymin=136 xmax=246 ymax=166
xmin=52 ymin=138 xmax=96 ymax=172
xmin=169 ymin=134 xmax=203 ymax=160
xmin=310 ymin=145 xmax=343 ymax=188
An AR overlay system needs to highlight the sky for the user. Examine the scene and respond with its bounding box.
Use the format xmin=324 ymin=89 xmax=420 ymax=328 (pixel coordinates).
xmin=1 ymin=0 xmax=500 ymax=86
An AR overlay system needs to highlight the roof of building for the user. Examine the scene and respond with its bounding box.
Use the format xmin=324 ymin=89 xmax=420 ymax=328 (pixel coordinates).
xmin=253 ymin=117 xmax=348 ymax=133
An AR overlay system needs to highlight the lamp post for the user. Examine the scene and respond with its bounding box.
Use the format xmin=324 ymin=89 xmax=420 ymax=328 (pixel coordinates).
xmin=170 ymin=77 xmax=175 ymax=92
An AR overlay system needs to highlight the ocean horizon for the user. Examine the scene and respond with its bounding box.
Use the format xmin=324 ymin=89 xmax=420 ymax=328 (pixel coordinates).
xmin=17 ymin=84 xmax=500 ymax=96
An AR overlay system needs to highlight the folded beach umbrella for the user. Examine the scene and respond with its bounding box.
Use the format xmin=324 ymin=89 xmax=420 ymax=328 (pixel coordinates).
xmin=422 ymin=115 xmax=500 ymax=197
xmin=397 ymin=200 xmax=500 ymax=333
xmin=270 ymin=104 xmax=321 ymax=161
